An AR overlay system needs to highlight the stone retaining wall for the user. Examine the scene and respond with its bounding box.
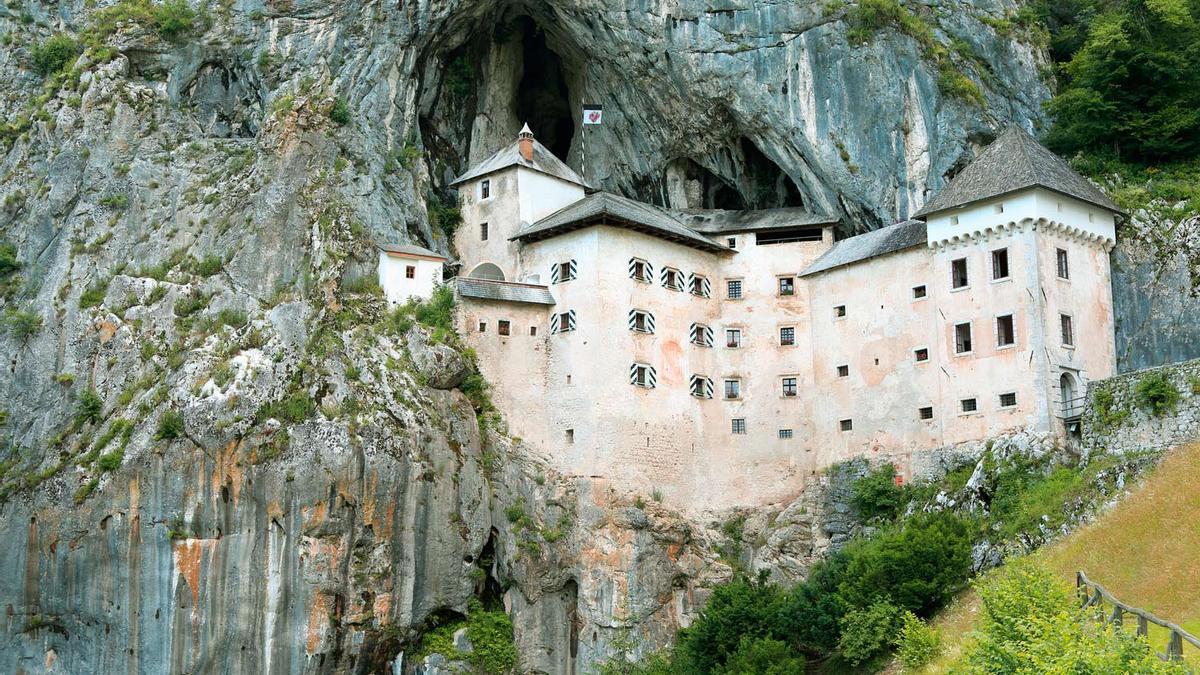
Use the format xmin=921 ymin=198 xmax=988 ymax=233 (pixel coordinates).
xmin=1082 ymin=358 xmax=1200 ymax=454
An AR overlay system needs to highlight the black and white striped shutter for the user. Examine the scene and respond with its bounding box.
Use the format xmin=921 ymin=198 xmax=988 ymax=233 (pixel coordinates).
xmin=552 ymin=259 xmax=577 ymax=283
xmin=628 ymin=309 xmax=655 ymax=333
xmin=690 ymin=375 xmax=714 ymax=398
xmin=690 ymin=322 xmax=713 ymax=346
xmin=568 ymin=259 xmax=577 ymax=280
xmin=565 ymin=309 xmax=576 ymax=331
xmin=629 ymin=363 xmax=658 ymax=388
xmin=550 ymin=313 xmax=560 ymax=333
xmin=701 ymin=276 xmax=712 ymax=297
xmin=661 ymin=267 xmax=680 ymax=290
xmin=550 ymin=263 xmax=560 ymax=284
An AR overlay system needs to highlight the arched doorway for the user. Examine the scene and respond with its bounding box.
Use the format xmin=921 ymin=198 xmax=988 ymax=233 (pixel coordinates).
xmin=1060 ymin=372 xmax=1078 ymax=416
xmin=468 ymin=262 xmax=505 ymax=281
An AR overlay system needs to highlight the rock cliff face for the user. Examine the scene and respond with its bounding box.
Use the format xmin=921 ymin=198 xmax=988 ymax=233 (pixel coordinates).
xmin=0 ymin=0 xmax=1185 ymax=671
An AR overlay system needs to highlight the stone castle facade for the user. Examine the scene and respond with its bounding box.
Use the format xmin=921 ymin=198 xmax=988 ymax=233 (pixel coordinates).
xmin=381 ymin=125 xmax=1122 ymax=514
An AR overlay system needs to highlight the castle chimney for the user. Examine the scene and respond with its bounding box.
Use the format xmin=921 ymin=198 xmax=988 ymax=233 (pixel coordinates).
xmin=518 ymin=123 xmax=534 ymax=161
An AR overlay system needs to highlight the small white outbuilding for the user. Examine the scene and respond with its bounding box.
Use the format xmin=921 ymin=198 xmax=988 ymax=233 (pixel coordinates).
xmin=376 ymin=243 xmax=447 ymax=305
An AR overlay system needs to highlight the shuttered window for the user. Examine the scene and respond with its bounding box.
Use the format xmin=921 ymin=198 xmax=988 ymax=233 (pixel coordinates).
xmin=690 ymin=323 xmax=714 ymax=347
xmin=550 ymin=310 xmax=577 ymax=334
xmin=661 ymin=267 xmax=684 ymax=291
xmin=550 ymin=260 xmax=577 ymax=284
xmin=629 ymin=258 xmax=653 ymax=283
xmin=629 ymin=309 xmax=655 ymax=334
xmin=689 ymin=375 xmax=714 ymax=399
xmin=688 ymin=273 xmax=712 ymax=298
xmin=630 ymin=363 xmax=657 ymax=388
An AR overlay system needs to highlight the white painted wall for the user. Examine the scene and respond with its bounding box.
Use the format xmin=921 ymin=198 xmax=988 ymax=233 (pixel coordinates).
xmin=378 ymin=251 xmax=443 ymax=305
xmin=516 ymin=167 xmax=586 ymax=225
xmin=926 ymin=188 xmax=1116 ymax=248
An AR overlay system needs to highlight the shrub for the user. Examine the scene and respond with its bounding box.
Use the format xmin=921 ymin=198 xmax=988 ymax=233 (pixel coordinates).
xmin=173 ymin=292 xmax=208 ymax=318
xmin=31 ymin=34 xmax=79 ymax=75
xmin=427 ymin=195 xmax=462 ymax=239
xmin=79 ymin=278 xmax=110 ymax=308
xmin=77 ymin=388 xmax=104 ymax=425
xmin=1092 ymin=386 xmax=1129 ymax=429
xmin=154 ymin=409 xmax=184 ymax=440
xmin=838 ymin=599 xmax=903 ymax=666
xmin=413 ymin=285 xmax=457 ymax=334
xmin=151 ymin=0 xmax=195 ymax=40
xmin=895 ymin=611 xmax=942 ymax=670
xmin=329 ymin=96 xmax=351 ymax=125
xmin=97 ymin=449 xmax=124 ymax=471
xmin=852 ymin=463 xmax=904 ymax=521
xmin=195 ymin=255 xmax=222 ymax=277
xmin=257 ymin=391 xmax=315 ymax=423
xmin=4 ymin=309 xmax=43 ymax=341
xmin=99 ymin=194 xmax=129 ymax=210
xmin=463 ymin=601 xmax=518 ymax=673
xmin=0 ymin=240 xmax=18 ymax=276
xmin=675 ymin=574 xmax=789 ymax=672
xmin=718 ymin=636 xmax=806 ymax=675
xmin=778 ymin=552 xmax=849 ymax=655
xmin=1134 ymin=371 xmax=1180 ymax=416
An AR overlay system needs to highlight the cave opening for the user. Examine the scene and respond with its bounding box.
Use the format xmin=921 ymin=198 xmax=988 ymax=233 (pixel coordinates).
xmin=665 ymin=138 xmax=807 ymax=211
xmin=739 ymin=138 xmax=805 ymax=210
xmin=513 ymin=17 xmax=575 ymax=161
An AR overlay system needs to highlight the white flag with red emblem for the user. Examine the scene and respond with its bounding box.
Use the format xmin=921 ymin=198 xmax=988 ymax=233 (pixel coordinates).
xmin=582 ymin=104 xmax=603 ymax=125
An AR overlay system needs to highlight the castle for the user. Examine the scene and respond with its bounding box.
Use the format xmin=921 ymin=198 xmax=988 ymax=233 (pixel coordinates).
xmin=379 ymin=125 xmax=1121 ymax=513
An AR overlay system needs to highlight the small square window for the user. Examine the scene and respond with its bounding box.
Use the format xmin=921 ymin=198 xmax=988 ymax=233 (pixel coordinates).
xmin=999 ymin=392 xmax=1017 ymax=408
xmin=996 ymin=314 xmax=1015 ymax=347
xmin=565 ymin=428 xmax=574 ymax=443
xmin=993 ymin=203 xmax=1004 ymax=214
xmin=478 ymin=321 xmax=486 ymax=332
xmin=912 ymin=285 xmax=927 ymax=299
xmin=914 ymin=347 xmax=929 ymax=362
xmin=951 ymin=258 xmax=969 ymax=289
xmin=778 ymin=428 xmax=793 ymax=439
xmin=480 ymin=179 xmax=491 ymax=199
xmin=955 ymin=322 xmax=973 ymax=354
xmin=836 ymin=364 xmax=849 ymax=378
xmin=498 ymin=320 xmax=511 ymax=336
xmin=779 ymin=326 xmax=795 ymax=346
xmin=690 ymin=275 xmax=709 ymax=297
xmin=992 ymin=248 xmax=1010 ymax=280
xmin=1060 ymin=314 xmax=1074 ymax=347
xmin=731 ymin=418 xmax=746 ymax=434
xmin=782 ymin=377 xmax=798 ymax=397
xmin=480 ymin=222 xmax=489 ymax=241
xmin=690 ymin=376 xmax=712 ymax=399
xmin=727 ymin=237 xmax=737 ymax=249
xmin=839 ymin=419 xmax=853 ymax=432
xmin=724 ymin=379 xmax=741 ymax=399
xmin=919 ymin=406 xmax=934 ymax=420
xmin=727 ymin=279 xmax=743 ymax=299
xmin=1056 ymin=248 xmax=1070 ymax=280
xmin=529 ymin=326 xmax=537 ymax=336
xmin=726 ymin=329 xmax=742 ymax=348
xmin=833 ymin=305 xmax=846 ymax=318
xmin=558 ymin=262 xmax=573 ymax=282
xmin=961 ymin=397 xmax=978 ymax=413
xmin=630 ymin=259 xmax=650 ymax=283
xmin=778 ymin=277 xmax=795 ymax=296
xmin=663 ymin=268 xmax=683 ymax=291
xmin=405 ymin=265 xmax=416 ymax=279
xmin=950 ymin=215 xmax=960 ymax=225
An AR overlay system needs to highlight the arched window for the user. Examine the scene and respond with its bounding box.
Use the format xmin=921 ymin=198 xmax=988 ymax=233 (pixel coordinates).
xmin=468 ymin=262 xmax=505 ymax=281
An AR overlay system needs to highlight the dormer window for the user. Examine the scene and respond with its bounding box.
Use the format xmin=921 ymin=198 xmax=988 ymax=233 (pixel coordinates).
xmin=480 ymin=179 xmax=491 ymax=200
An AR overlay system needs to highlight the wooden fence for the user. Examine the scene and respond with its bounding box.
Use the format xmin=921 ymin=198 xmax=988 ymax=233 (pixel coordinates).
xmin=1077 ymin=570 xmax=1200 ymax=661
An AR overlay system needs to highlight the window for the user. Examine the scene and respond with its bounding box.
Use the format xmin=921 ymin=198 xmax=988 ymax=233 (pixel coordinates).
xmin=551 ymin=310 xmax=576 ymax=334
xmin=779 ymin=326 xmax=795 ymax=346
xmin=690 ymin=375 xmax=713 ymax=399
xmin=690 ymin=323 xmax=714 ymax=347
xmin=996 ymin=314 xmax=1015 ymax=347
xmin=405 ymin=265 xmax=416 ymax=279
xmin=552 ymin=260 xmax=576 ymax=283
xmin=951 ymin=258 xmax=969 ymax=289
xmin=629 ymin=309 xmax=655 ymax=334
xmin=689 ymin=274 xmax=710 ymax=298
xmin=724 ymin=379 xmax=741 ymax=399
xmin=1060 ymin=314 xmax=1074 ymax=347
xmin=914 ymin=347 xmax=929 ymax=362
xmin=993 ymin=203 xmax=1004 ymax=214
xmin=839 ymin=419 xmax=853 ymax=432
xmin=1088 ymin=212 xmax=1095 ymax=223
xmin=1056 ymin=248 xmax=1070 ymax=279
xmin=662 ymin=267 xmax=683 ymax=291
xmin=726 ymin=328 xmax=742 ymax=348
xmin=833 ymin=304 xmax=846 ymax=318
xmin=778 ymin=277 xmax=795 ymax=296
xmin=992 ymin=248 xmax=1010 ymax=280
xmin=727 ymin=237 xmax=737 ymax=249
xmin=726 ymin=279 xmax=743 ymax=299
xmin=778 ymin=429 xmax=793 ymax=439
xmin=480 ymin=222 xmax=489 ymax=241
xmin=919 ymin=406 xmax=934 ymax=420
xmin=731 ymin=418 xmax=746 ymax=434
xmin=630 ymin=363 xmax=657 ymax=388
xmin=950 ymin=215 xmax=960 ymax=225
xmin=478 ymin=321 xmax=486 ymax=333
xmin=955 ymin=322 xmax=973 ymax=354
xmin=912 ymin=284 xmax=927 ymax=299
xmin=565 ymin=429 xmax=574 ymax=444
xmin=498 ymin=320 xmax=511 ymax=336
xmin=781 ymin=377 xmax=798 ymax=397
xmin=961 ymin=397 xmax=979 ymax=413
xmin=480 ymin=179 xmax=490 ymax=199
xmin=529 ymin=326 xmax=537 ymax=336
xmin=836 ymin=364 xmax=849 ymax=378
xmin=999 ymin=392 xmax=1017 ymax=408
xmin=629 ymin=258 xmax=652 ymax=283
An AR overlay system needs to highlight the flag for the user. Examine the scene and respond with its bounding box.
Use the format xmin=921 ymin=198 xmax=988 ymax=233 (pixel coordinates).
xmin=582 ymin=104 xmax=603 ymax=125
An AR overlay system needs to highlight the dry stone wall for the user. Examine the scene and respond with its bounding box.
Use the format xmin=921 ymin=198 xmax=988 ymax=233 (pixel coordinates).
xmin=1082 ymin=358 xmax=1200 ymax=455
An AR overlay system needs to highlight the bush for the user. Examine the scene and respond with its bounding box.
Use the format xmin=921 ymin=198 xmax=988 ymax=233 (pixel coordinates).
xmin=463 ymin=601 xmax=518 ymax=673
xmin=778 ymin=553 xmax=849 ymax=655
xmin=257 ymin=391 xmax=315 ymax=423
xmin=675 ymin=574 xmax=789 ymax=672
xmin=151 ymin=0 xmax=195 ymax=40
xmin=1092 ymin=386 xmax=1130 ymax=429
xmin=1134 ymin=371 xmax=1180 ymax=416
xmin=0 ymin=240 xmax=18 ymax=276
xmin=31 ymin=34 xmax=79 ymax=75
xmin=154 ymin=409 xmax=184 ymax=440
xmin=718 ymin=636 xmax=806 ymax=675
xmin=838 ymin=599 xmax=903 ymax=666
xmin=77 ymin=388 xmax=104 ymax=425
xmin=97 ymin=449 xmax=124 ymax=471
xmin=895 ymin=611 xmax=942 ymax=670
xmin=329 ymin=96 xmax=351 ymax=125
xmin=79 ymin=278 xmax=110 ymax=309
xmin=195 ymin=255 xmax=222 ymax=277
xmin=3 ymin=309 xmax=43 ymax=341
xmin=852 ymin=463 xmax=904 ymax=521
xmin=173 ymin=292 xmax=208 ymax=318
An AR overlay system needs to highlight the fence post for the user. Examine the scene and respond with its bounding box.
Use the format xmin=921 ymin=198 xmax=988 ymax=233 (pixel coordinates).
xmin=1111 ymin=606 xmax=1123 ymax=626
xmin=1138 ymin=616 xmax=1148 ymax=637
xmin=1168 ymin=631 xmax=1184 ymax=660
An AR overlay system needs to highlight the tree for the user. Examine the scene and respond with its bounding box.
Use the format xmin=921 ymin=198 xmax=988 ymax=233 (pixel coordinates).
xmin=675 ymin=574 xmax=789 ymax=672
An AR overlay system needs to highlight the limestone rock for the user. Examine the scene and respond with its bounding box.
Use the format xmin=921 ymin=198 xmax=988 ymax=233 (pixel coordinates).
xmin=407 ymin=326 xmax=471 ymax=389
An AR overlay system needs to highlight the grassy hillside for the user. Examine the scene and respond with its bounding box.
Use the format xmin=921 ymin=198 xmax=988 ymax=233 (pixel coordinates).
xmin=922 ymin=441 xmax=1200 ymax=671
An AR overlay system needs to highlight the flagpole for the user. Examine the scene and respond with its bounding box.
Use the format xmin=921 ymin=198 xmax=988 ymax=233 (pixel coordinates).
xmin=580 ymin=96 xmax=587 ymax=184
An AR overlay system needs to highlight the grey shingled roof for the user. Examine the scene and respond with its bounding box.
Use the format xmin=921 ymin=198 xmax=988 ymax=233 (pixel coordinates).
xmin=456 ymin=278 xmax=556 ymax=305
xmin=673 ymin=207 xmax=839 ymax=234
xmin=914 ymin=125 xmax=1121 ymax=218
xmin=377 ymin=243 xmax=447 ymax=260
xmin=800 ymin=220 xmax=928 ymax=277
xmin=512 ymin=192 xmax=733 ymax=252
xmin=450 ymin=137 xmax=588 ymax=188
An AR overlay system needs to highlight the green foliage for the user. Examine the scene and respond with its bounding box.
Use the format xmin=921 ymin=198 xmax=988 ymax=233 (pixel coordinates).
xmin=31 ymin=35 xmax=79 ymax=76
xmin=97 ymin=448 xmax=124 ymax=471
xmin=195 ymin=255 xmax=222 ymax=277
xmin=79 ymin=278 xmax=110 ymax=309
xmin=428 ymin=194 xmax=463 ymax=239
xmin=1042 ymin=0 xmax=1200 ymax=161
xmin=256 ymin=391 xmax=315 ymax=424
xmin=675 ymin=574 xmax=790 ymax=672
xmin=154 ymin=409 xmax=184 ymax=440
xmin=895 ymin=611 xmax=942 ymax=670
xmin=3 ymin=308 xmax=43 ymax=342
xmin=0 ymin=240 xmax=18 ymax=277
xmin=77 ymin=388 xmax=104 ymax=425
xmin=99 ymin=194 xmax=129 ymax=210
xmin=852 ymin=463 xmax=904 ymax=521
xmin=416 ymin=600 xmax=517 ymax=673
xmin=173 ymin=292 xmax=208 ymax=318
xmin=1092 ymin=385 xmax=1130 ymax=429
xmin=989 ymin=463 xmax=1089 ymax=539
xmin=718 ymin=636 xmax=806 ymax=675
xmin=837 ymin=599 xmax=902 ymax=666
xmin=1134 ymin=370 xmax=1181 ymax=416
xmin=957 ymin=559 xmax=1188 ymax=673
xmin=86 ymin=0 xmax=197 ymax=46
xmin=329 ymin=96 xmax=351 ymax=126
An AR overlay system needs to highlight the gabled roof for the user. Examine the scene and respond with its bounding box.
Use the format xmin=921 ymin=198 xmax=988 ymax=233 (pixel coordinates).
xmin=377 ymin=243 xmax=447 ymax=261
xmin=512 ymin=192 xmax=732 ymax=253
xmin=800 ymin=220 xmax=927 ymax=277
xmin=456 ymin=278 xmax=556 ymax=305
xmin=450 ymin=137 xmax=588 ymax=188
xmin=913 ymin=126 xmax=1121 ymax=218
xmin=673 ymin=207 xmax=838 ymax=234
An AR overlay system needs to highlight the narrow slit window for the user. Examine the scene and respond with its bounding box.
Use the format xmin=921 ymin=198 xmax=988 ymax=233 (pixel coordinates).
xmin=1060 ymin=314 xmax=1074 ymax=346
xmin=480 ymin=222 xmax=489 ymax=241
xmin=992 ymin=248 xmax=1010 ymax=280
xmin=951 ymin=258 xmax=969 ymax=289
xmin=996 ymin=314 xmax=1015 ymax=347
xmin=1056 ymin=248 xmax=1070 ymax=279
xmin=480 ymin=179 xmax=490 ymax=199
